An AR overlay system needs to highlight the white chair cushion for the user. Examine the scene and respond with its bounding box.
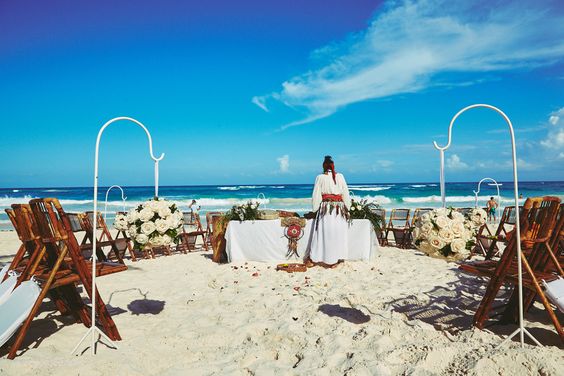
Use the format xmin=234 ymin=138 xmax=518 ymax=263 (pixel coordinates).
xmin=0 ymin=280 xmax=41 ymax=348
xmin=543 ymin=277 xmax=564 ymax=314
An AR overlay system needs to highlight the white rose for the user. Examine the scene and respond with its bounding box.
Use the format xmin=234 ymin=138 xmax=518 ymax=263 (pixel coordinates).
xmin=128 ymin=225 xmax=138 ymax=238
xmin=141 ymin=221 xmax=156 ymax=235
xmin=451 ymin=221 xmax=466 ymax=237
xmin=158 ymin=206 xmax=172 ymax=218
xmin=151 ymin=235 xmax=163 ymax=247
xmin=451 ymin=238 xmax=466 ymax=254
xmin=127 ymin=210 xmax=138 ymax=223
xmin=162 ymin=234 xmax=172 ymax=246
xmin=436 ymin=208 xmax=448 ymax=216
xmin=351 ymin=206 xmax=356 ymax=211
xmin=420 ymin=222 xmax=433 ymax=236
xmin=452 ymin=211 xmax=464 ymax=222
xmin=435 ymin=215 xmax=450 ymax=229
xmin=438 ymin=228 xmax=454 ymax=243
xmin=147 ymin=200 xmax=160 ymax=211
xmin=139 ymin=207 xmax=155 ymax=222
xmin=136 ymin=233 xmax=149 ymax=245
xmin=413 ymin=227 xmax=421 ymax=240
xmin=428 ymin=235 xmax=445 ymax=250
xmin=155 ymin=218 xmax=170 ymax=234
xmin=421 ymin=213 xmax=431 ymax=222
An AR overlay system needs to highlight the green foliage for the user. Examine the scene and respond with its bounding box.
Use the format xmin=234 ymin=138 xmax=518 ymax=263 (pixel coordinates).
xmin=349 ymin=199 xmax=384 ymax=232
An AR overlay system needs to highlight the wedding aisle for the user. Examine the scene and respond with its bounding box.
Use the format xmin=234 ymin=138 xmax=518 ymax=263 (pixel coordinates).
xmin=0 ymin=231 xmax=561 ymax=375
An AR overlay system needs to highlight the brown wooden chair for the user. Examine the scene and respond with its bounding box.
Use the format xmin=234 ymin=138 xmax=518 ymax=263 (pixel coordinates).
xmin=367 ymin=206 xmax=386 ymax=246
xmin=385 ymin=209 xmax=411 ymax=248
xmin=179 ymin=212 xmax=206 ymax=251
xmin=113 ymin=211 xmax=137 ymax=261
xmin=459 ymin=197 xmax=563 ymax=343
xmin=82 ymin=211 xmax=127 ymax=264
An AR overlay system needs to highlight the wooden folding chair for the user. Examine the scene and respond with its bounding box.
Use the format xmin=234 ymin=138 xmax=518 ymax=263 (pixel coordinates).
xmin=460 ymin=197 xmax=563 ymax=342
xmin=385 ymin=209 xmax=411 ymax=248
xmin=367 ymin=206 xmax=386 ymax=246
xmin=82 ymin=211 xmax=126 ymax=264
xmin=484 ymin=206 xmax=522 ymax=259
xmin=180 ymin=212 xmax=206 ymax=251
xmin=405 ymin=208 xmax=432 ymax=249
xmin=113 ymin=211 xmax=137 ymax=261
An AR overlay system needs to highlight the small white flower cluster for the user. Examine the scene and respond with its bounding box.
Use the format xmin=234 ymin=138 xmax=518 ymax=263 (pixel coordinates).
xmin=349 ymin=199 xmax=364 ymax=212
xmin=113 ymin=213 xmax=129 ymax=231
xmin=414 ymin=207 xmax=487 ymax=260
xmin=231 ymin=200 xmax=260 ymax=221
xmin=115 ymin=198 xmax=184 ymax=250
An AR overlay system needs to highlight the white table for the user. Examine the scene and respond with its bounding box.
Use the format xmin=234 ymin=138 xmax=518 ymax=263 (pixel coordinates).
xmin=225 ymin=219 xmax=378 ymax=263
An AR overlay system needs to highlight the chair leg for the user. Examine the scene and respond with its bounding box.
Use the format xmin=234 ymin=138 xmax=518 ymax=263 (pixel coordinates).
xmin=7 ymin=248 xmax=69 ymax=359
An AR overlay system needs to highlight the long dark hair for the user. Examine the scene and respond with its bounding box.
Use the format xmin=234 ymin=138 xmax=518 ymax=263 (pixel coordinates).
xmin=323 ymin=155 xmax=336 ymax=184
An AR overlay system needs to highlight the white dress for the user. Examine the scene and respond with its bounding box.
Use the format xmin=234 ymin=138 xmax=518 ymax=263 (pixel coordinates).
xmin=307 ymin=173 xmax=352 ymax=265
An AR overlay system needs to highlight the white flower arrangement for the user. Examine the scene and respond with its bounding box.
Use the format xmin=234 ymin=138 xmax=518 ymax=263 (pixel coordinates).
xmin=413 ymin=207 xmax=487 ymax=260
xmin=226 ymin=200 xmax=261 ymax=221
xmin=117 ymin=198 xmax=184 ymax=250
xmin=113 ymin=213 xmax=129 ymax=231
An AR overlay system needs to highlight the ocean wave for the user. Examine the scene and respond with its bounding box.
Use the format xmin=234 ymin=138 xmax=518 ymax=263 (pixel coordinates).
xmin=43 ymin=189 xmax=68 ymax=192
xmin=402 ymin=195 xmax=522 ymax=204
xmin=350 ymin=186 xmax=392 ymax=192
xmin=0 ymin=195 xmax=37 ymax=207
xmin=218 ymin=185 xmax=271 ymax=191
xmin=409 ymin=184 xmax=428 ymax=188
xmin=12 ymin=189 xmax=20 ymax=193
xmin=355 ymin=195 xmax=393 ymax=205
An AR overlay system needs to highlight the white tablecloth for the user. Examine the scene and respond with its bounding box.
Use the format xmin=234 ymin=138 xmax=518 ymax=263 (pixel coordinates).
xmin=225 ymin=219 xmax=378 ymax=263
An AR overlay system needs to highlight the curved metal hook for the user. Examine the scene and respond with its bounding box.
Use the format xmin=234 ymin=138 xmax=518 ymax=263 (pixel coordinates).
xmin=96 ymin=116 xmax=164 ymax=197
xmin=472 ymin=177 xmax=501 ymax=212
xmin=433 ymin=104 xmax=515 ymax=207
xmin=257 ymin=192 xmax=267 ymax=209
xmin=433 ymin=104 xmax=514 ymax=151
xmin=104 ymin=185 xmax=127 ymax=223
xmin=97 ymin=116 xmax=165 ymax=162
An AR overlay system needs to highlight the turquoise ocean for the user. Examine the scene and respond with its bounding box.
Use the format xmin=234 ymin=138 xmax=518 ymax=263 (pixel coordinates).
xmin=1 ymin=181 xmax=563 ymax=230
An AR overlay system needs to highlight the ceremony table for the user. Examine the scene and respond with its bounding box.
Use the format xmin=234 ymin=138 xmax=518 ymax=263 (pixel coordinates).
xmin=225 ymin=219 xmax=378 ymax=263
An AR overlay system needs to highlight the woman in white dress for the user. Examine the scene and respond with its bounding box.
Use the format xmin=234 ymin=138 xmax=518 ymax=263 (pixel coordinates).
xmin=306 ymin=156 xmax=351 ymax=268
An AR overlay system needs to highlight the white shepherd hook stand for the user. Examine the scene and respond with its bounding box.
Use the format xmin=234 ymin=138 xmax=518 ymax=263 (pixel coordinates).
xmin=473 ymin=177 xmax=502 ymax=223
xmin=104 ymin=185 xmax=127 ymax=224
xmin=72 ymin=117 xmax=164 ymax=356
xmin=433 ymin=104 xmax=540 ymax=348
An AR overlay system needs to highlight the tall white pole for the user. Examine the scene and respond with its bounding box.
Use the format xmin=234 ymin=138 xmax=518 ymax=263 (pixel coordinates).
xmin=72 ymin=117 xmax=164 ymax=356
xmin=433 ymin=104 xmax=538 ymax=348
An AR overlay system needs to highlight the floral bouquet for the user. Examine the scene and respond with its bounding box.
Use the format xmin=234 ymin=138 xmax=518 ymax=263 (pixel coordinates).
xmin=225 ymin=200 xmax=260 ymax=221
xmin=120 ymin=198 xmax=184 ymax=250
xmin=349 ymin=199 xmax=384 ymax=232
xmin=413 ymin=207 xmax=487 ymax=260
xmin=113 ymin=213 xmax=129 ymax=231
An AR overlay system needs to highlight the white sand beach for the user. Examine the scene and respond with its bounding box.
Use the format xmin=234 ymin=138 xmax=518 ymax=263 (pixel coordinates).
xmin=0 ymin=230 xmax=562 ymax=375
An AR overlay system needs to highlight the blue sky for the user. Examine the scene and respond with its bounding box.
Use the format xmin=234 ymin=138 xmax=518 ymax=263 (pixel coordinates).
xmin=0 ymin=0 xmax=563 ymax=188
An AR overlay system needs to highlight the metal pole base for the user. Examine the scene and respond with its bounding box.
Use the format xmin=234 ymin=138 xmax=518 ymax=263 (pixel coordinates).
xmin=495 ymin=326 xmax=543 ymax=350
xmin=71 ymin=326 xmax=118 ymax=356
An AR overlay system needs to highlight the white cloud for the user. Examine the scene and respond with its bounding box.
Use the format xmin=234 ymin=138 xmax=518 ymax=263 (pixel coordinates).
xmin=446 ymin=154 xmax=469 ymax=170
xmin=541 ymin=107 xmax=564 ymax=149
xmin=254 ymin=0 xmax=564 ymax=129
xmin=251 ymin=96 xmax=269 ymax=112
xmin=277 ymin=155 xmax=290 ymax=173
xmin=376 ymin=160 xmax=394 ymax=168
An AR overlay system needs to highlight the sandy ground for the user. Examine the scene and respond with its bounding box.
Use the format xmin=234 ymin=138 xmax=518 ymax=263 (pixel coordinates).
xmin=0 ymin=230 xmax=562 ymax=375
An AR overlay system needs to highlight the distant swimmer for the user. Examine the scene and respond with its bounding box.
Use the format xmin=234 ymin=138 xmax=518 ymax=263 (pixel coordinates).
xmin=487 ymin=197 xmax=498 ymax=222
